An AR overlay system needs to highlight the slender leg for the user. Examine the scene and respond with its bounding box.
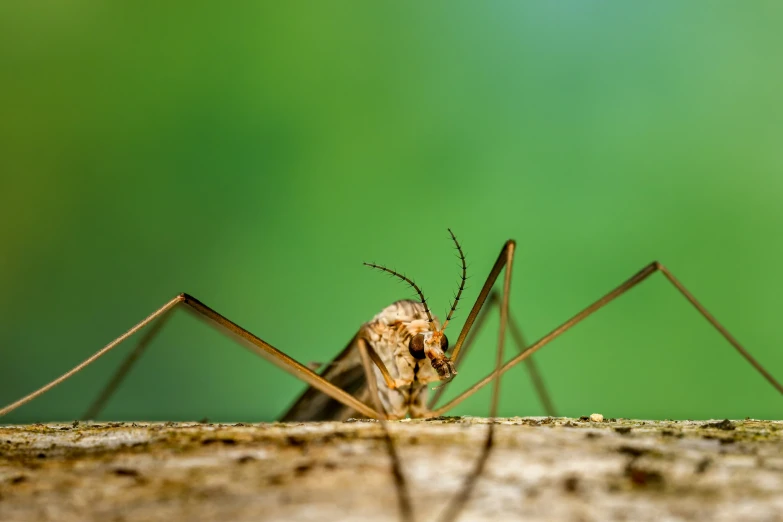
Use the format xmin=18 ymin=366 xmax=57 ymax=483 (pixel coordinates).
xmin=516 ymin=341 xmax=558 ymax=418
xmin=428 ymin=294 xmax=495 ymax=409
xmin=428 ymin=291 xmax=557 ymax=417
xmin=437 ymin=241 xmax=515 ymax=522
xmin=506 ymin=302 xmax=558 ymax=418
xmin=430 ymin=261 xmax=783 ymax=417
xmin=81 ymin=310 xmax=175 ymax=420
xmin=449 ymin=241 xmax=516 ymax=365
xmin=362 ymin=337 xmax=403 ymax=390
xmin=0 ymin=293 xmax=384 ymax=420
xmin=357 ymin=338 xmax=414 ymax=522
xmin=83 ymin=306 xmax=403 ymax=422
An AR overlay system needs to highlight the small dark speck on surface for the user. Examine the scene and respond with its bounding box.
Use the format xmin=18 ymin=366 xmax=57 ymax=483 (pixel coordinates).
xmin=563 ymin=476 xmax=579 ymax=493
xmin=703 ymin=419 xmax=735 ymax=431
xmin=695 ymin=458 xmax=712 ymax=474
xmin=113 ymin=468 xmax=140 ymax=478
xmin=294 ymin=464 xmax=313 ymax=476
xmin=625 ymin=463 xmax=664 ymax=488
xmin=617 ymin=445 xmax=647 ymax=458
xmin=202 ymin=438 xmax=237 ymax=446
xmin=268 ymin=474 xmax=285 ymax=486
xmin=285 ymin=436 xmax=306 ymax=447
xmin=614 ymin=427 xmax=632 ymax=435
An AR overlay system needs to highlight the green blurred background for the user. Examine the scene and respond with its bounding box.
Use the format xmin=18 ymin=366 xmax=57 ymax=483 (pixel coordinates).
xmin=1 ymin=3 xmax=782 ymax=423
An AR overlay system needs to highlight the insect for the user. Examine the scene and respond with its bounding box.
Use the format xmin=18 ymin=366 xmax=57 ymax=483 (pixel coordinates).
xmin=1 ymin=230 xmax=781 ymax=522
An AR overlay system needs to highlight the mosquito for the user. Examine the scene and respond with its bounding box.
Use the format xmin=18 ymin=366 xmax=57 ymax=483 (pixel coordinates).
xmin=1 ymin=230 xmax=781 ymax=522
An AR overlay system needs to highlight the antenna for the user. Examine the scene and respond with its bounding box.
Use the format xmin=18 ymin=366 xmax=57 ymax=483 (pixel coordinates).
xmin=363 ymin=262 xmax=434 ymax=323
xmin=442 ymin=228 xmax=467 ymax=330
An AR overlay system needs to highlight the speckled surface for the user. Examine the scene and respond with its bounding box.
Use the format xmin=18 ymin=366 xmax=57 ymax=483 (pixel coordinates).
xmin=1 ymin=417 xmax=782 ymax=521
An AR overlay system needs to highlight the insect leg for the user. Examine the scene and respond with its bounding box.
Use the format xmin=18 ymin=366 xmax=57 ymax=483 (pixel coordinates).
xmin=357 ymin=337 xmax=414 ymax=522
xmin=82 ymin=304 xmax=412 ymax=421
xmin=435 ymin=240 xmax=516 ymax=522
xmin=0 ymin=293 xmax=382 ymax=419
xmin=0 ymin=296 xmax=181 ymax=418
xmin=428 ymin=290 xmax=557 ymax=417
xmin=362 ymin=337 xmax=403 ymax=390
xmin=518 ymin=332 xmax=557 ymax=417
xmin=431 ymin=261 xmax=783 ymax=417
xmin=449 ymin=240 xmax=516 ymax=365
xmin=81 ymin=309 xmax=175 ymax=420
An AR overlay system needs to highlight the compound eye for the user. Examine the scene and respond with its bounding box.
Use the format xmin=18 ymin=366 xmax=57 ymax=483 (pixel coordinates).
xmin=408 ymin=334 xmax=426 ymax=359
xmin=440 ymin=333 xmax=449 ymax=352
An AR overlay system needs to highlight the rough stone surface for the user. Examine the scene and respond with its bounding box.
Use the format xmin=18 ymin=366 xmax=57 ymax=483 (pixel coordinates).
xmin=1 ymin=417 xmax=782 ymax=522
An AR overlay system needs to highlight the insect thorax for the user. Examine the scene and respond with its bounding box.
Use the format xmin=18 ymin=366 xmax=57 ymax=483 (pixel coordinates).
xmin=361 ymin=300 xmax=443 ymax=418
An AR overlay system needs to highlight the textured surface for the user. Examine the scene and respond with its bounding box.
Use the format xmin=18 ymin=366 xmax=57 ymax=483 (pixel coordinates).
xmin=1 ymin=417 xmax=782 ymax=522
